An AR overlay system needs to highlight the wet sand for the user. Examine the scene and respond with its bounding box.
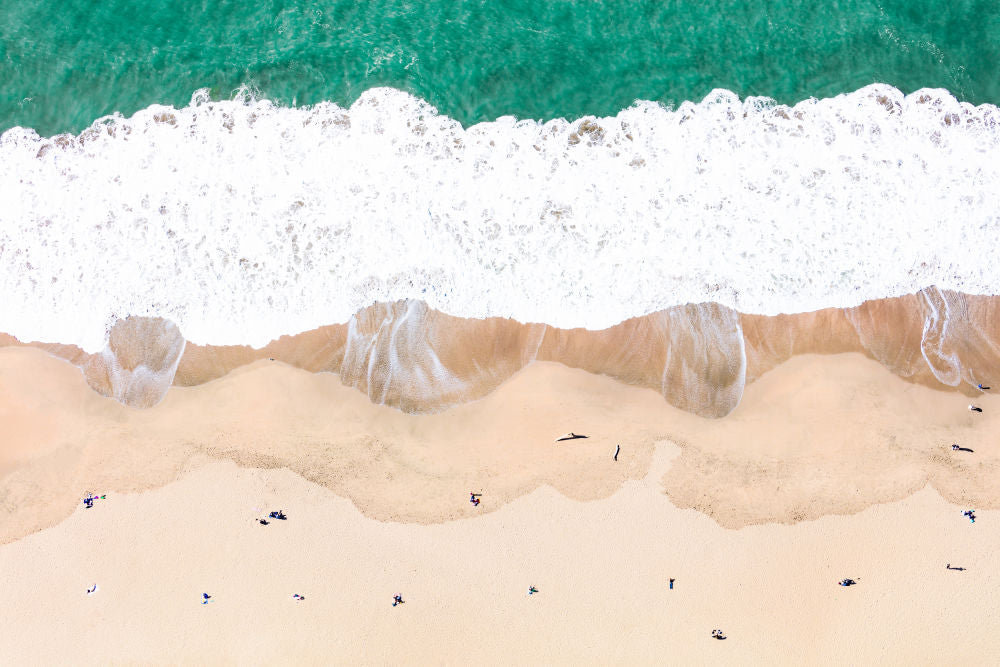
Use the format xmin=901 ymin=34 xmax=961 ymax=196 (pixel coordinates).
xmin=4 ymin=289 xmax=1000 ymax=417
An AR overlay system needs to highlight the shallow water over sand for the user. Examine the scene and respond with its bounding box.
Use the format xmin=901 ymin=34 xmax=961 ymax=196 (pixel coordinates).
xmin=3 ymin=288 xmax=1000 ymax=417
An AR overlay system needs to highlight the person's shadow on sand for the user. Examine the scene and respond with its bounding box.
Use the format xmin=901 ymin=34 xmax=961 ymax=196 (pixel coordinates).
xmin=555 ymin=432 xmax=589 ymax=442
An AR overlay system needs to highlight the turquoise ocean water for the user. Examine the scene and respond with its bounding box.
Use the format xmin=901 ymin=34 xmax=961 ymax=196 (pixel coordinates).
xmin=2 ymin=0 xmax=999 ymax=135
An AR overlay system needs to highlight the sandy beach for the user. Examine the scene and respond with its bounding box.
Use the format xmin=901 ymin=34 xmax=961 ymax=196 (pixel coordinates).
xmin=1 ymin=342 xmax=999 ymax=663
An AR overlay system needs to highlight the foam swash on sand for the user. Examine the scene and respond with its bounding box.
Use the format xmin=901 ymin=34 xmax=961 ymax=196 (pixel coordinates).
xmin=2 ymin=85 xmax=999 ymax=352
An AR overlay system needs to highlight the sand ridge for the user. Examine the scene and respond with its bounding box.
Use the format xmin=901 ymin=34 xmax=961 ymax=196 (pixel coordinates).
xmin=1 ymin=346 xmax=999 ymax=547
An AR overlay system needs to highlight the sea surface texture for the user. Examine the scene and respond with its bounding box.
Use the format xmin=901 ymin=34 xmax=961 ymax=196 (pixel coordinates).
xmin=2 ymin=1 xmax=1000 ymax=371
xmin=3 ymin=0 xmax=999 ymax=135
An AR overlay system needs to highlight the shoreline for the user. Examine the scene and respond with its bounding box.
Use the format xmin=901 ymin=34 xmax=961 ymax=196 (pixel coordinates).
xmin=2 ymin=288 xmax=999 ymax=416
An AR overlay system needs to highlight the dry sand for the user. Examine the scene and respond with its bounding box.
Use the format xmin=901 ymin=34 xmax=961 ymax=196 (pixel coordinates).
xmin=1 ymin=454 xmax=998 ymax=665
xmin=1 ymin=346 xmax=999 ymax=663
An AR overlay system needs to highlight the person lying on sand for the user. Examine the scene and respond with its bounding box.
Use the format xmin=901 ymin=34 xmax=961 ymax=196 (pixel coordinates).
xmin=392 ymin=595 xmax=404 ymax=606
xmin=528 ymin=586 xmax=538 ymax=595
xmin=838 ymin=579 xmax=857 ymax=587
xmin=268 ymin=511 xmax=287 ymax=520
xmin=711 ymin=629 xmax=726 ymax=639
xmin=86 ymin=584 xmax=98 ymax=595
xmin=292 ymin=594 xmax=305 ymax=601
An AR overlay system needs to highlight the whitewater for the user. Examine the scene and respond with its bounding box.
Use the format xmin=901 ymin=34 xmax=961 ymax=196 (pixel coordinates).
xmin=1 ymin=84 xmax=999 ymax=353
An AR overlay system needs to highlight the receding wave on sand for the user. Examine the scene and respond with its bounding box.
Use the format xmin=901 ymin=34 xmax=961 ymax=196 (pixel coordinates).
xmin=3 ymin=287 xmax=999 ymax=417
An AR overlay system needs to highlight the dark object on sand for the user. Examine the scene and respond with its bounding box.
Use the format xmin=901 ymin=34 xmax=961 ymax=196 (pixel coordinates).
xmin=838 ymin=579 xmax=857 ymax=587
xmin=969 ymin=405 xmax=983 ymax=413
xmin=528 ymin=586 xmax=538 ymax=595
xmin=711 ymin=629 xmax=726 ymax=640
xmin=556 ymin=432 xmax=589 ymax=442
xmin=392 ymin=594 xmax=404 ymax=606
xmin=977 ymin=384 xmax=990 ymax=391
xmin=669 ymin=578 xmax=675 ymax=590
xmin=946 ymin=564 xmax=966 ymax=571
xmin=293 ymin=594 xmax=305 ymax=601
xmin=258 ymin=519 xmax=270 ymax=525
xmin=269 ymin=511 xmax=287 ymax=520
xmin=202 ymin=593 xmax=212 ymax=604
xmin=614 ymin=444 xmax=620 ymax=461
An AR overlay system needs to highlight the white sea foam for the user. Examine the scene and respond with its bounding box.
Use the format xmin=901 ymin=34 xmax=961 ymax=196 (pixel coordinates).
xmin=1 ymin=84 xmax=999 ymax=353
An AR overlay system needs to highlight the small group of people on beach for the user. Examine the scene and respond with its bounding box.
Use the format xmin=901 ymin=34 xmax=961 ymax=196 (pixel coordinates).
xmin=258 ymin=510 xmax=287 ymax=525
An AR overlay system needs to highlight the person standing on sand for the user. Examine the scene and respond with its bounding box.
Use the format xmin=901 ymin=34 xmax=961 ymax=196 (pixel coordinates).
xmin=977 ymin=383 xmax=990 ymax=391
xmin=969 ymin=404 xmax=983 ymax=413
xmin=614 ymin=444 xmax=620 ymax=461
